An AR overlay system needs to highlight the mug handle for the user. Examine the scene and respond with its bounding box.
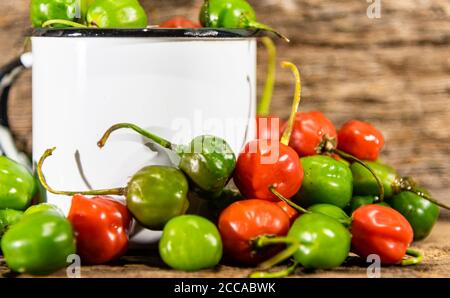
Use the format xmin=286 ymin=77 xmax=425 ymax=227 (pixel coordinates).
xmin=0 ymin=53 xmax=33 ymax=167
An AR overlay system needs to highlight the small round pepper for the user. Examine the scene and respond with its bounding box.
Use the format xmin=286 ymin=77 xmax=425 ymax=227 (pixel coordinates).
xmin=387 ymin=190 xmax=439 ymax=241
xmin=98 ymin=126 xmax=236 ymax=196
xmin=1 ymin=209 xmax=76 ymax=275
xmin=199 ymin=0 xmax=288 ymax=41
xmin=294 ymin=155 xmax=353 ymax=209
xmin=159 ymin=215 xmax=222 ymax=271
xmin=338 ymin=120 xmax=384 ymax=161
xmin=0 ymin=209 xmax=23 ymax=237
xmin=351 ymin=160 xmax=449 ymax=209
xmin=37 ymin=148 xmax=190 ymax=230
xmin=345 ymin=196 xmax=390 ymax=215
xmin=218 ymin=199 xmax=290 ymax=265
xmin=87 ymin=0 xmax=148 ymax=28
xmin=0 ymin=156 xmax=36 ymax=211
xmin=351 ymin=204 xmax=414 ymax=265
xmin=30 ymin=0 xmax=79 ymax=27
xmin=159 ymin=16 xmax=201 ymax=28
xmin=234 ymin=61 xmax=304 ymax=201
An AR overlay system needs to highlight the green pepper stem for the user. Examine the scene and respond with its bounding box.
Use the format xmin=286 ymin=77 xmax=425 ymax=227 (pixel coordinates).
xmin=246 ymin=19 xmax=290 ymax=43
xmin=280 ymin=61 xmax=302 ymax=146
xmin=42 ymin=19 xmax=88 ymax=28
xmin=97 ymin=123 xmax=175 ymax=151
xmin=253 ymin=235 xmax=300 ymax=270
xmin=334 ymin=148 xmax=385 ymax=201
xmin=257 ymin=37 xmax=277 ymax=116
xmin=269 ymin=186 xmax=310 ymax=214
xmin=37 ymin=147 xmax=126 ymax=196
xmin=398 ymin=177 xmax=450 ymax=210
xmin=250 ymin=260 xmax=298 ymax=278
xmin=401 ymin=248 xmax=423 ymax=266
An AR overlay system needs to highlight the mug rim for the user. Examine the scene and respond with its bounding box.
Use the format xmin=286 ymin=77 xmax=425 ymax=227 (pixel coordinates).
xmin=31 ymin=28 xmax=268 ymax=38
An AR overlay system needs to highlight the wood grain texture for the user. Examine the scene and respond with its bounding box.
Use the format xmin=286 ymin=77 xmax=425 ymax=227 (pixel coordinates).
xmin=0 ymin=0 xmax=449 ymax=205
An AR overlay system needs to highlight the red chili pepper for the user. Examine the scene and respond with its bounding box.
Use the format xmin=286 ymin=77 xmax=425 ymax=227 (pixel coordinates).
xmin=67 ymin=195 xmax=131 ymax=264
xmin=234 ymin=61 xmax=304 ymax=201
xmin=276 ymin=201 xmax=298 ymax=223
xmin=282 ymin=111 xmax=337 ymax=157
xmin=351 ymin=204 xmax=413 ymax=265
xmin=337 ymin=120 xmax=385 ymax=161
xmin=159 ymin=16 xmax=201 ymax=28
xmin=218 ymin=199 xmax=290 ymax=265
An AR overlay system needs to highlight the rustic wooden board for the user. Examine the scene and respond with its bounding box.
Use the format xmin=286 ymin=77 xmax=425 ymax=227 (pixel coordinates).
xmin=0 ymin=0 xmax=449 ymax=278
xmin=1 ymin=219 xmax=449 ymax=278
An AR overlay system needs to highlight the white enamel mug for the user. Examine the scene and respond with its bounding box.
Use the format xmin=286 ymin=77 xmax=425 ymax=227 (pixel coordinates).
xmin=25 ymin=28 xmax=258 ymax=243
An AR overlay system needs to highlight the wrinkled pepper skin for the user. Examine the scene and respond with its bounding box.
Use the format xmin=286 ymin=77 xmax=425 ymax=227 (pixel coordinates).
xmin=179 ymin=135 xmax=236 ymax=195
xmin=351 ymin=205 xmax=413 ymax=265
xmin=30 ymin=0 xmax=79 ymax=27
xmin=338 ymin=120 xmax=384 ymax=161
xmin=346 ymin=196 xmax=390 ymax=215
xmin=276 ymin=201 xmax=298 ymax=224
xmin=200 ymin=0 xmax=256 ymax=28
xmin=288 ymin=213 xmax=351 ymax=269
xmin=351 ymin=161 xmax=398 ymax=198
xmin=159 ymin=215 xmax=222 ymax=271
xmin=68 ymin=195 xmax=131 ymax=264
xmin=0 ymin=156 xmax=36 ymax=210
xmin=218 ymin=199 xmax=290 ymax=265
xmin=387 ymin=190 xmax=439 ymax=241
xmin=234 ymin=139 xmax=303 ymax=201
xmin=0 ymin=209 xmax=23 ymax=237
xmin=294 ymin=155 xmax=352 ymax=208
xmin=1 ymin=210 xmax=76 ymax=274
xmin=87 ymin=0 xmax=148 ymax=28
xmin=126 ymin=166 xmax=189 ymax=230
xmin=283 ymin=111 xmax=337 ymax=157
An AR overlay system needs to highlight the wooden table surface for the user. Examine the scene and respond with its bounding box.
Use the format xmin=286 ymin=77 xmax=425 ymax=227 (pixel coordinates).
xmin=2 ymin=213 xmax=449 ymax=278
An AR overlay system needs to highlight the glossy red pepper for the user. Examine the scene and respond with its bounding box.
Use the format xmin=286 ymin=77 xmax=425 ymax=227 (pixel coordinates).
xmin=351 ymin=204 xmax=413 ymax=265
xmin=218 ymin=199 xmax=290 ymax=265
xmin=338 ymin=120 xmax=385 ymax=161
xmin=234 ymin=61 xmax=303 ymax=201
xmin=282 ymin=111 xmax=337 ymax=157
xmin=67 ymin=194 xmax=131 ymax=264
xmin=159 ymin=16 xmax=201 ymax=28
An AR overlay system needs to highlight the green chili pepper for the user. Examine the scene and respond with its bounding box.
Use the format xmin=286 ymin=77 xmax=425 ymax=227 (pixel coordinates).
xmin=0 ymin=209 xmax=23 ymax=237
xmin=1 ymin=209 xmax=76 ymax=275
xmin=294 ymin=155 xmax=353 ymax=209
xmin=159 ymin=215 xmax=223 ymax=271
xmin=351 ymin=161 xmax=449 ymax=209
xmin=199 ymin=0 xmax=289 ymax=42
xmin=387 ymin=189 xmax=439 ymax=241
xmin=97 ymin=123 xmax=236 ymax=196
xmin=30 ymin=0 xmax=79 ymax=27
xmin=0 ymin=156 xmax=36 ymax=211
xmin=37 ymin=148 xmax=189 ymax=230
xmin=345 ymin=195 xmax=390 ymax=215
xmin=23 ymin=203 xmax=64 ymax=217
xmin=87 ymin=0 xmax=148 ymax=28
xmin=252 ymin=213 xmax=350 ymax=276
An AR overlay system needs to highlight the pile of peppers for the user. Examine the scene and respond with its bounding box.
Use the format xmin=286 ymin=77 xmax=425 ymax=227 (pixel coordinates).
xmin=0 ymin=0 xmax=445 ymax=276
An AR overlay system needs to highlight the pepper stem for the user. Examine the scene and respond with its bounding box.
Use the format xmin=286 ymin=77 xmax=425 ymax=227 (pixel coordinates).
xmin=250 ymin=260 xmax=298 ymax=278
xmin=253 ymin=235 xmax=300 ymax=270
xmin=334 ymin=148 xmax=385 ymax=201
xmin=246 ymin=19 xmax=290 ymax=43
xmin=42 ymin=19 xmax=88 ymax=28
xmin=37 ymin=147 xmax=126 ymax=196
xmin=97 ymin=123 xmax=174 ymax=151
xmin=400 ymin=177 xmax=450 ymax=210
xmin=269 ymin=186 xmax=310 ymax=214
xmin=280 ymin=61 xmax=302 ymax=146
xmin=401 ymin=248 xmax=423 ymax=266
xmin=257 ymin=37 xmax=277 ymax=116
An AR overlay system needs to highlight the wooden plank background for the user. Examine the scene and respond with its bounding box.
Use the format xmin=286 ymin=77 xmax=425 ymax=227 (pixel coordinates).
xmin=0 ymin=0 xmax=449 ymax=206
